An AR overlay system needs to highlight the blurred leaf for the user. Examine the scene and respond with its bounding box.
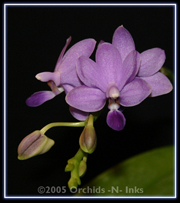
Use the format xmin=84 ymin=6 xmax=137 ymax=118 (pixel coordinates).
xmin=159 ymin=67 xmax=174 ymax=82
xmin=76 ymin=146 xmax=174 ymax=196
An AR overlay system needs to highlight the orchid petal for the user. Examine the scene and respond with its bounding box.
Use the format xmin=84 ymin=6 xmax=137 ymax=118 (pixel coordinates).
xmin=118 ymin=50 xmax=140 ymax=91
xmin=35 ymin=71 xmax=61 ymax=86
xmin=54 ymin=36 xmax=72 ymax=70
xmin=95 ymin=43 xmax=122 ymax=86
xmin=59 ymin=38 xmax=96 ymax=88
xmin=62 ymin=84 xmax=75 ymax=94
xmin=140 ymin=72 xmax=173 ymax=97
xmin=97 ymin=40 xmax=105 ymax=48
xmin=76 ymin=56 xmax=107 ymax=92
xmin=66 ymin=86 xmax=106 ymax=112
xmin=120 ymin=78 xmax=151 ymax=106
xmin=106 ymin=110 xmax=126 ymax=131
xmin=69 ymin=106 xmax=89 ymax=121
xmin=60 ymin=38 xmax=96 ymax=74
xmin=112 ymin=25 xmax=135 ymax=61
xmin=138 ymin=48 xmax=166 ymax=77
xmin=60 ymin=68 xmax=83 ymax=88
xmin=26 ymin=91 xmax=55 ymax=107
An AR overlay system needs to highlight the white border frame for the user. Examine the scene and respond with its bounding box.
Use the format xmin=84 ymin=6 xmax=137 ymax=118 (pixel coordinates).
xmin=3 ymin=3 xmax=177 ymax=199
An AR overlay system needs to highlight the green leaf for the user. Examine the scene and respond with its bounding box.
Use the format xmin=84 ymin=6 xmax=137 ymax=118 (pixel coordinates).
xmin=76 ymin=146 xmax=174 ymax=196
xmin=159 ymin=67 xmax=174 ymax=82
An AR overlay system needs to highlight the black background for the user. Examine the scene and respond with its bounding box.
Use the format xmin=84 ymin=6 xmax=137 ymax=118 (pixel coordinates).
xmin=6 ymin=5 xmax=174 ymax=196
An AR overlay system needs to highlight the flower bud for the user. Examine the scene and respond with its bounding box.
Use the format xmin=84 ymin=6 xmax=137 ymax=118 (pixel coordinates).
xmin=17 ymin=130 xmax=55 ymax=160
xmin=68 ymin=177 xmax=81 ymax=189
xmin=65 ymin=159 xmax=74 ymax=172
xmin=79 ymin=158 xmax=87 ymax=177
xmin=79 ymin=115 xmax=97 ymax=154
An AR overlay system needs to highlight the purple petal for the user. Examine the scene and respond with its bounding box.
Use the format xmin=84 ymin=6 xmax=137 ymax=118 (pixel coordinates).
xmin=60 ymin=38 xmax=96 ymax=74
xmin=66 ymin=86 xmax=106 ymax=112
xmin=62 ymin=84 xmax=75 ymax=94
xmin=26 ymin=91 xmax=55 ymax=107
xmin=106 ymin=110 xmax=126 ymax=131
xmin=36 ymin=71 xmax=61 ymax=86
xmin=120 ymin=78 xmax=151 ymax=106
xmin=112 ymin=25 xmax=135 ymax=61
xmin=95 ymin=43 xmax=122 ymax=86
xmin=138 ymin=48 xmax=166 ymax=77
xmin=117 ymin=50 xmax=140 ymax=91
xmin=140 ymin=72 xmax=173 ymax=97
xmin=60 ymin=67 xmax=82 ymax=88
xmin=59 ymin=38 xmax=96 ymax=87
xmin=97 ymin=40 xmax=105 ymax=48
xmin=54 ymin=36 xmax=72 ymax=71
xmin=76 ymin=56 xmax=107 ymax=92
xmin=69 ymin=106 xmax=89 ymax=121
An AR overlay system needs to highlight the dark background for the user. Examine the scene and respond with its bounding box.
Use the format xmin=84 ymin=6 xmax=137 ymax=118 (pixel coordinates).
xmin=6 ymin=5 xmax=174 ymax=196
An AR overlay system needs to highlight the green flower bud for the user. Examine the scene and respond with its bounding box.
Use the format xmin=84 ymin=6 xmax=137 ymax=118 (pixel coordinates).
xmin=68 ymin=177 xmax=81 ymax=189
xmin=79 ymin=115 xmax=97 ymax=154
xmin=17 ymin=130 xmax=55 ymax=160
xmin=79 ymin=158 xmax=87 ymax=177
xmin=65 ymin=161 xmax=74 ymax=172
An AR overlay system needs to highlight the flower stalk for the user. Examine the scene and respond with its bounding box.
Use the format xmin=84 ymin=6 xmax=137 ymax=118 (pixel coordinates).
xmin=40 ymin=121 xmax=86 ymax=134
xmin=17 ymin=121 xmax=86 ymax=160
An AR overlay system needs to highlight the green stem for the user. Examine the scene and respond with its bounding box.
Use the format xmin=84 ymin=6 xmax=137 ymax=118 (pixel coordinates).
xmin=40 ymin=121 xmax=86 ymax=134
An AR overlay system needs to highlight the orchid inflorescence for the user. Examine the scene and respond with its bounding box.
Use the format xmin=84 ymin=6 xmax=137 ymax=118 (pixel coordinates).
xmin=17 ymin=25 xmax=173 ymax=189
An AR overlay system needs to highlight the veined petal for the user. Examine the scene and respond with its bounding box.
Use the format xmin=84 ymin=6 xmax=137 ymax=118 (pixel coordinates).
xmin=26 ymin=91 xmax=55 ymax=107
xmin=140 ymin=72 xmax=173 ymax=97
xmin=138 ymin=48 xmax=166 ymax=77
xmin=120 ymin=78 xmax=151 ymax=106
xmin=54 ymin=36 xmax=72 ymax=71
xmin=62 ymin=84 xmax=74 ymax=94
xmin=106 ymin=110 xmax=126 ymax=131
xmin=60 ymin=67 xmax=83 ymax=88
xmin=69 ymin=106 xmax=89 ymax=121
xmin=60 ymin=38 xmax=96 ymax=74
xmin=66 ymin=86 xmax=106 ymax=112
xmin=118 ymin=50 xmax=140 ymax=91
xmin=76 ymin=56 xmax=107 ymax=92
xmin=95 ymin=43 xmax=122 ymax=86
xmin=112 ymin=25 xmax=135 ymax=61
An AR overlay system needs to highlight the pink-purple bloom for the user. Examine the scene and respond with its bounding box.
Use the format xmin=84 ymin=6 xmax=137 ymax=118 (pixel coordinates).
xmin=26 ymin=37 xmax=96 ymax=121
xmin=26 ymin=37 xmax=96 ymax=106
xmin=66 ymin=42 xmax=151 ymax=131
xmin=66 ymin=26 xmax=172 ymax=131
xmin=25 ymin=25 xmax=173 ymax=131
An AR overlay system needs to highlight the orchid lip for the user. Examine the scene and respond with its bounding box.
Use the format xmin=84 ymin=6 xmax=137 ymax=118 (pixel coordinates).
xmin=108 ymin=98 xmax=120 ymax=110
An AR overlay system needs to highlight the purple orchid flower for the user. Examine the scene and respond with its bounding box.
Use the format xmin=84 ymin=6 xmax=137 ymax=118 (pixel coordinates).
xmin=26 ymin=37 xmax=96 ymax=105
xmin=112 ymin=25 xmax=173 ymax=96
xmin=66 ymin=42 xmax=152 ymax=131
xmin=26 ymin=37 xmax=96 ymax=121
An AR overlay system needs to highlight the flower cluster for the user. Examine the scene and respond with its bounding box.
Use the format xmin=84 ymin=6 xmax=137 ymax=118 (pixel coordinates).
xmin=17 ymin=25 xmax=173 ymax=189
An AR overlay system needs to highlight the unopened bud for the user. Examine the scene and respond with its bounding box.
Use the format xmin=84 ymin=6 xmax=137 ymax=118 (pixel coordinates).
xmin=79 ymin=115 xmax=97 ymax=154
xmin=68 ymin=177 xmax=81 ymax=189
xmin=17 ymin=130 xmax=55 ymax=160
xmin=79 ymin=158 xmax=87 ymax=177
